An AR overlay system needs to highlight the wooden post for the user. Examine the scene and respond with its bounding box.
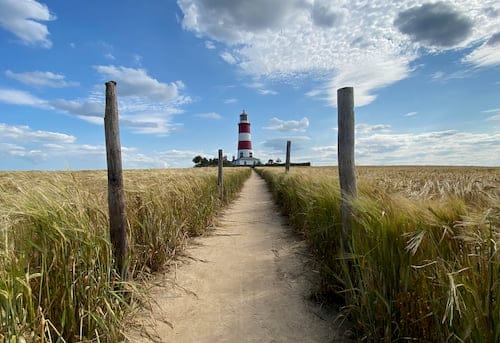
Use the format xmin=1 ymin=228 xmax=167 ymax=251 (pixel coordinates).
xmin=104 ymin=81 xmax=128 ymax=279
xmin=218 ymin=149 xmax=224 ymax=201
xmin=285 ymin=140 xmax=291 ymax=173
xmin=337 ymin=87 xmax=357 ymax=252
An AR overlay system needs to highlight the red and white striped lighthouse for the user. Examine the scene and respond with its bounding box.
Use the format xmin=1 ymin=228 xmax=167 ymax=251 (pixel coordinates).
xmin=238 ymin=110 xmax=252 ymax=159
xmin=234 ymin=110 xmax=260 ymax=166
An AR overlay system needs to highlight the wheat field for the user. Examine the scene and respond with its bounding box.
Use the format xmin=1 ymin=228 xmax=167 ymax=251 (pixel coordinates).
xmin=0 ymin=168 xmax=251 ymax=342
xmin=256 ymin=166 xmax=499 ymax=342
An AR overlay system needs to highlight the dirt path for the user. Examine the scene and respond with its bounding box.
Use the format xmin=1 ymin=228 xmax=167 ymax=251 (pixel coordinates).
xmin=127 ymin=171 xmax=346 ymax=342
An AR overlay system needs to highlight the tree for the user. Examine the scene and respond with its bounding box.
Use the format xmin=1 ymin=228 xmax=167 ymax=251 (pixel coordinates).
xmin=193 ymin=155 xmax=234 ymax=167
xmin=193 ymin=155 xmax=203 ymax=165
xmin=192 ymin=155 xmax=213 ymax=167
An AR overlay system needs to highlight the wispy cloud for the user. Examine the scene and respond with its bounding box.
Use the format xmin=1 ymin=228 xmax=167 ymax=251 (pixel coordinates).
xmin=264 ymin=117 xmax=309 ymax=132
xmin=246 ymin=82 xmax=277 ymax=96
xmin=220 ymin=51 xmax=238 ymax=65
xmin=482 ymin=108 xmax=500 ymax=121
xmin=104 ymin=53 xmax=116 ymax=60
xmin=6 ymin=70 xmax=78 ymax=87
xmin=258 ymin=89 xmax=278 ymax=95
xmin=195 ymin=112 xmax=223 ymax=120
xmin=49 ymin=98 xmax=102 ymax=118
xmin=0 ymin=122 xmax=75 ymax=143
xmin=262 ymin=136 xmax=311 ymax=151
xmin=0 ymin=122 xmax=204 ymax=168
xmin=486 ymin=114 xmax=500 ymax=121
xmin=463 ymin=32 xmax=500 ymax=67
xmin=205 ymin=40 xmax=216 ymax=49
xmin=356 ymin=130 xmax=500 ymax=165
xmin=356 ymin=123 xmax=391 ymax=133
xmin=482 ymin=108 xmax=500 ymax=114
xmin=224 ymin=98 xmax=238 ymax=104
xmin=0 ymin=88 xmax=47 ymax=107
xmin=404 ymin=111 xmax=418 ymax=117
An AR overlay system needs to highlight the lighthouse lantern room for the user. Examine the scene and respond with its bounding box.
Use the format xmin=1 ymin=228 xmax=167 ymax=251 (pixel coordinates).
xmin=233 ymin=110 xmax=261 ymax=166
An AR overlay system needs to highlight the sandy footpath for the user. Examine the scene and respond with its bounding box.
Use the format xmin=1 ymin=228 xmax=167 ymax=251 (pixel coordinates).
xmin=126 ymin=171 xmax=347 ymax=342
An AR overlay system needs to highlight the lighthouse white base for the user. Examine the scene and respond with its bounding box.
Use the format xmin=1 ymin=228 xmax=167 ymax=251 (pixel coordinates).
xmin=233 ymin=157 xmax=261 ymax=166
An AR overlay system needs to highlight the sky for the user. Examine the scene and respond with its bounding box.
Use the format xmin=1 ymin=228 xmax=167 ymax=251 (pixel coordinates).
xmin=0 ymin=0 xmax=499 ymax=170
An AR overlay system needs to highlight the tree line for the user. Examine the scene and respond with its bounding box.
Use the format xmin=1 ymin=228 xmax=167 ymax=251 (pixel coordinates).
xmin=192 ymin=155 xmax=233 ymax=167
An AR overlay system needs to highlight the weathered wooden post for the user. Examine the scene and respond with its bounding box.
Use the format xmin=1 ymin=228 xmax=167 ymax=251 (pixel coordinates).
xmin=218 ymin=149 xmax=224 ymax=201
xmin=285 ymin=140 xmax=291 ymax=173
xmin=104 ymin=81 xmax=128 ymax=279
xmin=337 ymin=87 xmax=357 ymax=253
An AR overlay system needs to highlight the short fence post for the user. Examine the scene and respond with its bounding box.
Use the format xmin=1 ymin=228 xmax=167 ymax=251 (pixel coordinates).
xmin=337 ymin=87 xmax=357 ymax=253
xmin=104 ymin=81 xmax=128 ymax=279
xmin=218 ymin=149 xmax=224 ymax=201
xmin=285 ymin=140 xmax=291 ymax=173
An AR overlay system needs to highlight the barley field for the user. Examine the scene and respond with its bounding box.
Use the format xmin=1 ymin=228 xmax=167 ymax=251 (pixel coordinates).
xmin=0 ymin=168 xmax=251 ymax=342
xmin=256 ymin=166 xmax=499 ymax=342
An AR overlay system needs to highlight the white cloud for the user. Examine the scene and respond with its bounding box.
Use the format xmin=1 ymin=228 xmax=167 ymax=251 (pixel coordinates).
xmin=464 ymin=41 xmax=500 ymax=67
xmin=49 ymin=98 xmax=103 ymax=117
xmin=0 ymin=86 xmax=186 ymax=136
xmin=178 ymin=0 xmax=500 ymax=106
xmin=482 ymin=108 xmax=500 ymax=113
xmin=90 ymin=66 xmax=191 ymax=135
xmin=261 ymin=136 xmax=311 ymax=152
xmin=356 ymin=123 xmax=391 ymax=134
xmin=308 ymin=145 xmax=338 ymax=165
xmin=311 ymin=145 xmax=336 ymax=153
xmin=155 ymin=149 xmax=203 ymax=167
xmin=356 ymin=130 xmax=500 ymax=165
xmin=133 ymin=54 xmax=143 ymax=64
xmin=6 ymin=70 xmax=78 ymax=87
xmin=0 ymin=122 xmax=78 ymax=164
xmin=311 ymin=0 xmax=345 ymax=28
xmin=0 ymin=88 xmax=47 ymax=107
xmin=205 ymin=40 xmax=216 ymax=49
xmin=220 ymin=51 xmax=238 ymax=64
xmin=178 ymin=0 xmax=301 ymax=43
xmin=246 ymin=81 xmax=277 ymax=96
xmin=120 ymin=148 xmax=205 ymax=168
xmin=258 ymin=89 xmax=278 ymax=95
xmin=0 ymin=122 xmax=75 ymax=143
xmin=264 ymin=117 xmax=309 ymax=132
xmin=327 ymin=56 xmax=412 ymax=106
xmin=0 ymin=122 xmax=202 ymax=168
xmin=195 ymin=112 xmax=223 ymax=120
xmin=305 ymin=88 xmax=323 ymax=98
xmin=483 ymin=108 xmax=500 ymax=121
xmin=224 ymin=98 xmax=238 ymax=104
xmin=0 ymin=0 xmax=55 ymax=48
xmin=486 ymin=114 xmax=500 ymax=121
xmin=404 ymin=111 xmax=418 ymax=117
xmin=120 ymin=113 xmax=181 ymax=136
xmin=94 ymin=65 xmax=187 ymax=102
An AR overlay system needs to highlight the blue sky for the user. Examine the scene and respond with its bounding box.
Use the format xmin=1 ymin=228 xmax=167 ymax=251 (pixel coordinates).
xmin=0 ymin=0 xmax=499 ymax=170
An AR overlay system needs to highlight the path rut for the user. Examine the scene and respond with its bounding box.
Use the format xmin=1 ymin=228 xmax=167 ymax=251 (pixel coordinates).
xmin=127 ymin=171 xmax=346 ymax=342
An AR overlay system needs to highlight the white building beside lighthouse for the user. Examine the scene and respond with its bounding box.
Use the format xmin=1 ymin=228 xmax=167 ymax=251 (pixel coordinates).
xmin=233 ymin=110 xmax=261 ymax=166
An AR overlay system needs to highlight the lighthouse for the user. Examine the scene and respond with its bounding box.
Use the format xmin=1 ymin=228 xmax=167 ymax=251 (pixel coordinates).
xmin=233 ymin=110 xmax=260 ymax=166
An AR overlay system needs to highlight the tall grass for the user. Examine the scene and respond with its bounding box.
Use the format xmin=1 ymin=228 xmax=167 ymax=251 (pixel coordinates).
xmin=256 ymin=166 xmax=499 ymax=342
xmin=0 ymin=167 xmax=250 ymax=342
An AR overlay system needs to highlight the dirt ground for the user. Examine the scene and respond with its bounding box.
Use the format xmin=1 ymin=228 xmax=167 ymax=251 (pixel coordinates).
xmin=125 ymin=171 xmax=348 ymax=342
